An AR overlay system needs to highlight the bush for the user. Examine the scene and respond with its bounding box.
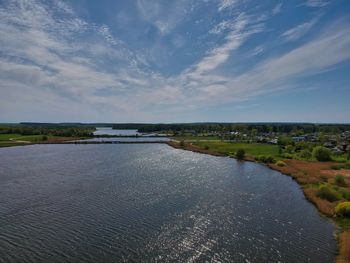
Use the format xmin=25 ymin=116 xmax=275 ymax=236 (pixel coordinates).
xmin=316 ymin=185 xmax=341 ymax=202
xmin=338 ymin=188 xmax=350 ymax=201
xmin=42 ymin=135 xmax=48 ymax=141
xmin=335 ymin=175 xmax=347 ymax=187
xmin=331 ymin=163 xmax=350 ymax=170
xmin=236 ymin=148 xmax=245 ymax=160
xmin=275 ymin=160 xmax=286 ymax=167
xmin=330 ymin=164 xmax=341 ymax=170
xmin=285 ymin=145 xmax=294 ymax=154
xmin=280 ymin=153 xmax=293 ymax=159
xmin=179 ymin=140 xmax=185 ymax=147
xmin=204 ymin=145 xmax=210 ymax=150
xmin=255 ymin=155 xmax=275 ymax=164
xmin=312 ymin=146 xmax=331 ymax=162
xmin=299 ymin=149 xmax=312 ymax=159
xmin=320 ymin=175 xmax=328 ymax=182
xmin=335 ymin=202 xmax=350 ymax=217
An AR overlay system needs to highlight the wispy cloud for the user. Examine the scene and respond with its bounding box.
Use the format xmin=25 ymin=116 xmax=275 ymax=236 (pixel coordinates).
xmin=281 ymin=17 xmax=319 ymax=41
xmin=305 ymin=0 xmax=329 ymax=7
xmin=218 ymin=0 xmax=238 ymax=11
xmin=272 ymin=3 xmax=283 ymax=15
xmin=196 ymin=14 xmax=264 ymax=73
xmin=0 ymin=0 xmax=349 ymax=122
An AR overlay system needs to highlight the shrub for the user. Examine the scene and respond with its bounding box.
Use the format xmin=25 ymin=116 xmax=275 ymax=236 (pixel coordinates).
xmin=236 ymin=149 xmax=245 ymax=160
xmin=335 ymin=202 xmax=350 ymax=217
xmin=299 ymin=149 xmax=312 ymax=159
xmin=331 ymin=163 xmax=350 ymax=170
xmin=275 ymin=160 xmax=286 ymax=167
xmin=330 ymin=164 xmax=341 ymax=170
xmin=179 ymin=140 xmax=185 ymax=147
xmin=204 ymin=145 xmax=210 ymax=150
xmin=280 ymin=153 xmax=293 ymax=159
xmin=335 ymin=175 xmax=347 ymax=187
xmin=312 ymin=146 xmax=331 ymax=162
xmin=42 ymin=135 xmax=48 ymax=141
xmin=316 ymin=185 xmax=341 ymax=202
xmin=339 ymin=189 xmax=350 ymax=201
xmin=278 ymin=136 xmax=293 ymax=146
xmin=320 ymin=175 xmax=328 ymax=182
xmin=255 ymin=155 xmax=275 ymax=164
xmin=285 ymin=145 xmax=294 ymax=154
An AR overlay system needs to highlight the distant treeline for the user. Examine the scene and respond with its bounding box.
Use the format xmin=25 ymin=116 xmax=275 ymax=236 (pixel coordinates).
xmin=0 ymin=124 xmax=95 ymax=137
xmin=112 ymin=123 xmax=350 ymax=134
xmin=1 ymin=123 xmax=349 ymax=135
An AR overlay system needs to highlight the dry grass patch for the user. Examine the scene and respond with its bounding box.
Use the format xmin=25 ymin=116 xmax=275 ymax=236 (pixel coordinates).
xmin=337 ymin=231 xmax=350 ymax=263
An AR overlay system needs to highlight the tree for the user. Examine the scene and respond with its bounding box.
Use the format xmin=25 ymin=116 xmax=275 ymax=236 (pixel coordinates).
xmin=278 ymin=136 xmax=293 ymax=147
xmin=312 ymin=146 xmax=331 ymax=162
xmin=236 ymin=149 xmax=245 ymax=160
xmin=299 ymin=149 xmax=312 ymax=159
xmin=285 ymin=145 xmax=294 ymax=154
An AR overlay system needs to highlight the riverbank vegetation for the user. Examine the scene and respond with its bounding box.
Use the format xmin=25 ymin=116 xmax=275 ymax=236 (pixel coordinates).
xmin=0 ymin=124 xmax=94 ymax=147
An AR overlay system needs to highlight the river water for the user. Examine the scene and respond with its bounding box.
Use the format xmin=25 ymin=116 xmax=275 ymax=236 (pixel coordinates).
xmin=0 ymin=144 xmax=336 ymax=262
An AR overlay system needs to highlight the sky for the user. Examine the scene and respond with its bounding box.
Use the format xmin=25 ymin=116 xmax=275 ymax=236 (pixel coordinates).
xmin=0 ymin=0 xmax=349 ymax=123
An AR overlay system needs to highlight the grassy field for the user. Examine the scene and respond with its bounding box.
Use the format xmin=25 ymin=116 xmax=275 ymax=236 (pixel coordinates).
xmin=0 ymin=133 xmax=78 ymax=147
xmin=0 ymin=134 xmax=22 ymax=141
xmin=0 ymin=134 xmax=55 ymax=142
xmin=174 ymin=135 xmax=221 ymax=141
xmin=192 ymin=141 xmax=280 ymax=157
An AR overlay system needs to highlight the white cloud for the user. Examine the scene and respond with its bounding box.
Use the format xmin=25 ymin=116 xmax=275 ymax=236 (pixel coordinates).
xmin=305 ymin=0 xmax=329 ymax=7
xmin=250 ymin=46 xmax=264 ymax=56
xmin=281 ymin=17 xmax=319 ymax=41
xmin=197 ymin=14 xmax=264 ymax=73
xmin=0 ymin=0 xmax=349 ymax=122
xmin=272 ymin=3 xmax=282 ymax=15
xmin=218 ymin=0 xmax=238 ymax=11
xmin=136 ymin=0 xmax=192 ymax=35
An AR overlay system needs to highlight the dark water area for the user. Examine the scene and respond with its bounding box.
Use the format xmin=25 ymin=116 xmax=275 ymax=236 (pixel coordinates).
xmin=0 ymin=144 xmax=336 ymax=262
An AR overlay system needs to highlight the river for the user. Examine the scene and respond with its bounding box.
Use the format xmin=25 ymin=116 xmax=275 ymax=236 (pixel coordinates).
xmin=0 ymin=144 xmax=336 ymax=262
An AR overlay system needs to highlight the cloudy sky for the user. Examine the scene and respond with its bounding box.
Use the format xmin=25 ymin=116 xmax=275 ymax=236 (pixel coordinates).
xmin=0 ymin=0 xmax=349 ymax=123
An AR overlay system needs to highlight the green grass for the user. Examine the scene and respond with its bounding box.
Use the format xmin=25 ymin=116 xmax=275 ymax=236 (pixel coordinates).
xmin=0 ymin=134 xmax=22 ymax=141
xmin=174 ymin=135 xmax=220 ymax=141
xmin=334 ymin=217 xmax=350 ymax=229
xmin=14 ymin=135 xmax=48 ymax=142
xmin=192 ymin=141 xmax=280 ymax=157
xmin=0 ymin=134 xmax=59 ymax=143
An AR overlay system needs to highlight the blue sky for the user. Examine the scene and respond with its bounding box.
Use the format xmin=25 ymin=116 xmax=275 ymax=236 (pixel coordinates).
xmin=0 ymin=0 xmax=349 ymax=123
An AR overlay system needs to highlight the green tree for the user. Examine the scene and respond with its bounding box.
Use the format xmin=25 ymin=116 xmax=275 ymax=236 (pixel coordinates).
xmin=236 ymin=149 xmax=245 ymax=160
xmin=278 ymin=136 xmax=293 ymax=147
xmin=285 ymin=145 xmax=294 ymax=154
xmin=312 ymin=146 xmax=331 ymax=162
xmin=299 ymin=149 xmax=312 ymax=159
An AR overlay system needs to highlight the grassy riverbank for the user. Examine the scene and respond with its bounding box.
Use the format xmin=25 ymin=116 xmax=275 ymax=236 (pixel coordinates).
xmin=168 ymin=140 xmax=350 ymax=263
xmin=0 ymin=133 xmax=87 ymax=147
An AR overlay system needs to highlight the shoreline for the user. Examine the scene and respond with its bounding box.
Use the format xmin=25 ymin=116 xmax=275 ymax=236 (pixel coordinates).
xmin=166 ymin=140 xmax=350 ymax=263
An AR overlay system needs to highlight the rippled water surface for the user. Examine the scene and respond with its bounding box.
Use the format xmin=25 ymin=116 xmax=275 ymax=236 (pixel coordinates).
xmin=0 ymin=144 xmax=336 ymax=262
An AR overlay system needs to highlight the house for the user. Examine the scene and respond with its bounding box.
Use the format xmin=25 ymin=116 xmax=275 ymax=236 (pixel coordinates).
xmin=292 ymin=136 xmax=305 ymax=142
